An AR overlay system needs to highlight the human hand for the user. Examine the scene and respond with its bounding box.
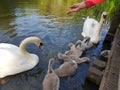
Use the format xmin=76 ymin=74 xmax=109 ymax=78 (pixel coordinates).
xmin=66 ymin=2 xmax=86 ymax=14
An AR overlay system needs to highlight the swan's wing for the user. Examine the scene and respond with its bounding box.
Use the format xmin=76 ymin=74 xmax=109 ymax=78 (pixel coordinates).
xmin=82 ymin=18 xmax=99 ymax=38
xmin=0 ymin=43 xmax=18 ymax=49
xmin=0 ymin=47 xmax=26 ymax=68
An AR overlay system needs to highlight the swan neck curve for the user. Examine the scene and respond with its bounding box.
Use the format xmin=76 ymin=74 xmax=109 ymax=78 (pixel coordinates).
xmin=19 ymin=40 xmax=30 ymax=57
xmin=19 ymin=37 xmax=39 ymax=57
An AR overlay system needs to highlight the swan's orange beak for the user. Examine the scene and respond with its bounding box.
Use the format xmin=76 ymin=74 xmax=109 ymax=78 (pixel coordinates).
xmin=39 ymin=42 xmax=43 ymax=49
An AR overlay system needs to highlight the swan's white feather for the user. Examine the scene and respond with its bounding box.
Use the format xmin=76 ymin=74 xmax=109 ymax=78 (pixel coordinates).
xmin=82 ymin=18 xmax=99 ymax=38
xmin=0 ymin=37 xmax=41 ymax=78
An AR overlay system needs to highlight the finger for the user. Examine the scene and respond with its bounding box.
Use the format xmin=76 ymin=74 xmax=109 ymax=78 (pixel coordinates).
xmin=66 ymin=9 xmax=76 ymax=14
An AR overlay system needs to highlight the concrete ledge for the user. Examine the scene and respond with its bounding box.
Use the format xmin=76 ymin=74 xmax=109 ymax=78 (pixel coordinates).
xmin=99 ymin=26 xmax=120 ymax=90
xmin=87 ymin=60 xmax=106 ymax=85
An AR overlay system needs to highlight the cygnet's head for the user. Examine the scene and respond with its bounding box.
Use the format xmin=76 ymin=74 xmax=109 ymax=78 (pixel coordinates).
xmin=76 ymin=36 xmax=91 ymax=51
xmin=83 ymin=36 xmax=90 ymax=44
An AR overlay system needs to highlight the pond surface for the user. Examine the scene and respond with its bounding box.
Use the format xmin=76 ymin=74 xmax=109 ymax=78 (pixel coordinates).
xmin=0 ymin=0 xmax=108 ymax=90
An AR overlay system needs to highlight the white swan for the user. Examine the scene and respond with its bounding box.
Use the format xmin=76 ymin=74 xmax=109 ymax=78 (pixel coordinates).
xmin=81 ymin=12 xmax=107 ymax=44
xmin=0 ymin=37 xmax=43 ymax=78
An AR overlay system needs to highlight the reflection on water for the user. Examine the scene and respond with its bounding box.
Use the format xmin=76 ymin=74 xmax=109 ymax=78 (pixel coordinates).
xmin=0 ymin=0 xmax=108 ymax=90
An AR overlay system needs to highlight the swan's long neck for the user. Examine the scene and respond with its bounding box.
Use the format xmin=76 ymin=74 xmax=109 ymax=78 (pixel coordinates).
xmin=96 ymin=17 xmax=104 ymax=36
xmin=19 ymin=37 xmax=38 ymax=58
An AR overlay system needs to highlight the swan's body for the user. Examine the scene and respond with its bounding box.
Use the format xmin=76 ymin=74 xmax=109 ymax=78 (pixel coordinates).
xmin=0 ymin=37 xmax=43 ymax=78
xmin=43 ymin=58 xmax=59 ymax=90
xmin=81 ymin=12 xmax=107 ymax=44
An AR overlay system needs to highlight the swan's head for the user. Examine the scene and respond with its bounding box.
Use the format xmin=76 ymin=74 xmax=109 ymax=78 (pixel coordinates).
xmin=20 ymin=37 xmax=43 ymax=49
xmin=101 ymin=12 xmax=107 ymax=22
xmin=75 ymin=41 xmax=86 ymax=51
xmin=28 ymin=37 xmax=43 ymax=49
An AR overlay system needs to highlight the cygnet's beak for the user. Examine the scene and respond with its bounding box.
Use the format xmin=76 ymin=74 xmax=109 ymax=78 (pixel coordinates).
xmin=39 ymin=42 xmax=43 ymax=49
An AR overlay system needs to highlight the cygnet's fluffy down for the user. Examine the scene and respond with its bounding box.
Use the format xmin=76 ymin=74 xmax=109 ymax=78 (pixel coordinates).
xmin=55 ymin=55 xmax=78 ymax=77
xmin=58 ymin=53 xmax=90 ymax=64
xmin=100 ymin=50 xmax=111 ymax=58
xmin=64 ymin=36 xmax=93 ymax=57
xmin=57 ymin=36 xmax=91 ymax=64
xmin=42 ymin=58 xmax=59 ymax=90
